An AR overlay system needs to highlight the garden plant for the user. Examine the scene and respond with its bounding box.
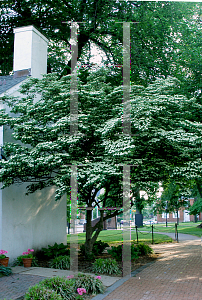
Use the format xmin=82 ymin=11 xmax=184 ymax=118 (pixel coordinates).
xmin=24 ymin=274 xmax=105 ymax=300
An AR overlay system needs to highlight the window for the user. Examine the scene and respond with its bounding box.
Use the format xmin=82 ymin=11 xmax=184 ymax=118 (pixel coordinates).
xmin=162 ymin=213 xmax=169 ymax=219
xmin=173 ymin=212 xmax=180 ymax=218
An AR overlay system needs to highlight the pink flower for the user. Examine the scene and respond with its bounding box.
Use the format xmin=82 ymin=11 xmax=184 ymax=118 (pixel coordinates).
xmin=77 ymin=288 xmax=86 ymax=295
xmin=96 ymin=276 xmax=101 ymax=279
xmin=67 ymin=275 xmax=74 ymax=279
xmin=27 ymin=248 xmax=34 ymax=253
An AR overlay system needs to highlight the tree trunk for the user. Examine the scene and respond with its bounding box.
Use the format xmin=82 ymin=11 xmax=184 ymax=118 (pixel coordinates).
xmin=85 ymin=209 xmax=94 ymax=255
xmin=177 ymin=209 xmax=179 ymax=225
xmin=84 ymin=209 xmax=104 ymax=256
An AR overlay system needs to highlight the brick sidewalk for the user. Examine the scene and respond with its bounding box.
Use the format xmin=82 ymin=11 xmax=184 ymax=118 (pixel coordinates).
xmin=103 ymin=240 xmax=202 ymax=300
xmin=1 ymin=239 xmax=201 ymax=300
xmin=0 ymin=273 xmax=46 ymax=300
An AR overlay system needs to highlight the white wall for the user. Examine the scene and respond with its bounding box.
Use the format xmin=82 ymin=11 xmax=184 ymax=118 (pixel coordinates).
xmin=2 ymin=184 xmax=66 ymax=262
xmin=13 ymin=26 xmax=48 ymax=79
xmin=0 ymin=26 xmax=68 ymax=262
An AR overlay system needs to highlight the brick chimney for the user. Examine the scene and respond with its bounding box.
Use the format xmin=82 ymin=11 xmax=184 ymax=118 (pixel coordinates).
xmin=13 ymin=25 xmax=49 ymax=79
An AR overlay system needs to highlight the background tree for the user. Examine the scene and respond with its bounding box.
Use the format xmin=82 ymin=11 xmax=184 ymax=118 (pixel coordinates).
xmin=186 ymin=179 xmax=202 ymax=224
xmin=155 ymin=180 xmax=190 ymax=225
xmin=1 ymin=1 xmax=201 ymax=96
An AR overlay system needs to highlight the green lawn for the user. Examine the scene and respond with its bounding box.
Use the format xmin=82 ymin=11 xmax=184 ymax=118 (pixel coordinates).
xmin=135 ymin=222 xmax=202 ymax=238
xmin=67 ymin=229 xmax=172 ymax=245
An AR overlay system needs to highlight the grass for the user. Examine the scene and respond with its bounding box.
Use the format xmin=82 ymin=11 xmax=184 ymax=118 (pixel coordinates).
xmin=67 ymin=229 xmax=172 ymax=245
xmin=136 ymin=222 xmax=202 ymax=238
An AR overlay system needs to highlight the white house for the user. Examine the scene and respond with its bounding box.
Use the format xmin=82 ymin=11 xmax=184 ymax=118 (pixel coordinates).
xmin=0 ymin=25 xmax=67 ymax=262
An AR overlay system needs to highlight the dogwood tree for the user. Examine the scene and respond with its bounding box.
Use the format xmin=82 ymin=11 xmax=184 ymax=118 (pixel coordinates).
xmin=1 ymin=69 xmax=202 ymax=254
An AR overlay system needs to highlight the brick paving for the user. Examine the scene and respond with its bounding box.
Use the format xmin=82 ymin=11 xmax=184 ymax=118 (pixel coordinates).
xmin=102 ymin=239 xmax=202 ymax=300
xmin=0 ymin=236 xmax=201 ymax=300
xmin=0 ymin=274 xmax=46 ymax=300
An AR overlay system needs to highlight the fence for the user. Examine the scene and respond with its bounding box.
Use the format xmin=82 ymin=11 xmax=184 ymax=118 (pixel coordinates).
xmin=135 ymin=223 xmax=179 ymax=244
xmin=67 ymin=223 xmax=179 ymax=244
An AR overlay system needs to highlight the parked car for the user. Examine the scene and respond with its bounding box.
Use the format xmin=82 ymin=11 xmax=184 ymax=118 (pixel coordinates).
xmin=120 ymin=220 xmax=130 ymax=226
xmin=79 ymin=219 xmax=86 ymax=225
xmin=143 ymin=219 xmax=157 ymax=225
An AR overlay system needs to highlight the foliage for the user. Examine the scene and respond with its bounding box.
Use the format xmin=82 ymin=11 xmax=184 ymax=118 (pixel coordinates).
xmin=92 ymin=240 xmax=109 ymax=256
xmin=155 ymin=180 xmax=190 ymax=217
xmin=189 ymin=199 xmax=202 ymax=216
xmin=134 ymin=243 xmax=153 ymax=256
xmin=21 ymin=248 xmax=35 ymax=258
xmin=0 ymin=265 xmax=12 ymax=276
xmin=24 ymin=284 xmax=63 ymax=300
xmin=49 ymin=255 xmax=70 ymax=270
xmin=0 ymin=250 xmax=8 ymax=259
xmin=1 ymin=1 xmax=201 ymax=98
xmin=16 ymin=255 xmax=38 ymax=267
xmin=107 ymin=244 xmax=140 ymax=261
xmin=1 ymin=71 xmax=202 ymax=255
xmin=107 ymin=244 xmax=123 ymax=261
xmin=92 ymin=258 xmax=121 ymax=275
xmin=39 ymin=277 xmax=77 ymax=300
xmin=79 ymin=240 xmax=109 ymax=257
xmin=72 ymin=273 xmax=105 ymax=295
xmin=41 ymin=243 xmax=70 ymax=259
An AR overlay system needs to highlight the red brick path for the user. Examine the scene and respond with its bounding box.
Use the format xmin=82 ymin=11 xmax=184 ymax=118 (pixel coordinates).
xmin=103 ymin=240 xmax=202 ymax=300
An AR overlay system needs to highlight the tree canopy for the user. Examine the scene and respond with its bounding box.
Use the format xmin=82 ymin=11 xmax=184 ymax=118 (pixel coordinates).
xmin=1 ymin=1 xmax=201 ymax=96
xmin=1 ymin=69 xmax=202 ymax=252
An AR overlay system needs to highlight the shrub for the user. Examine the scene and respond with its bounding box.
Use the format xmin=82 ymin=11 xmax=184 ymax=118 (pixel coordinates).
xmin=107 ymin=245 xmax=122 ymax=261
xmin=72 ymin=273 xmax=105 ymax=295
xmin=49 ymin=255 xmax=70 ymax=270
xmin=0 ymin=265 xmax=12 ymax=276
xmin=79 ymin=240 xmax=109 ymax=258
xmin=134 ymin=243 xmax=153 ymax=255
xmin=92 ymin=240 xmax=109 ymax=256
xmin=24 ymin=275 xmax=105 ymax=300
xmin=92 ymin=258 xmax=121 ymax=275
xmin=131 ymin=245 xmax=140 ymax=260
xmin=107 ymin=244 xmax=139 ymax=261
xmin=24 ymin=284 xmax=63 ymax=300
xmin=40 ymin=277 xmax=77 ymax=300
xmin=42 ymin=243 xmax=70 ymax=259
xmin=14 ymin=256 xmax=38 ymax=267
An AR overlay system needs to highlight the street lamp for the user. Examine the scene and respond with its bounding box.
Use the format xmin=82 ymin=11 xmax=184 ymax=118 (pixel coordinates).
xmin=165 ymin=201 xmax=168 ymax=227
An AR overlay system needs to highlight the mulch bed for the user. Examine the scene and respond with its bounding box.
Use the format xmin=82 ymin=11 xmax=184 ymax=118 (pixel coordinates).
xmin=35 ymin=251 xmax=160 ymax=275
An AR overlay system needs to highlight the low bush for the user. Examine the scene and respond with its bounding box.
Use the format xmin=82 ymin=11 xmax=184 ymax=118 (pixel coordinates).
xmin=0 ymin=265 xmax=12 ymax=276
xmin=107 ymin=243 xmax=152 ymax=261
xmin=131 ymin=245 xmax=140 ymax=260
xmin=49 ymin=255 xmax=70 ymax=270
xmin=41 ymin=243 xmax=70 ymax=259
xmin=79 ymin=240 xmax=109 ymax=258
xmin=24 ymin=275 xmax=105 ymax=300
xmin=40 ymin=277 xmax=76 ymax=300
xmin=134 ymin=243 xmax=153 ymax=255
xmin=107 ymin=245 xmax=122 ymax=261
xmin=24 ymin=284 xmax=63 ymax=300
xmin=92 ymin=240 xmax=109 ymax=256
xmin=72 ymin=273 xmax=105 ymax=295
xmin=92 ymin=258 xmax=121 ymax=275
